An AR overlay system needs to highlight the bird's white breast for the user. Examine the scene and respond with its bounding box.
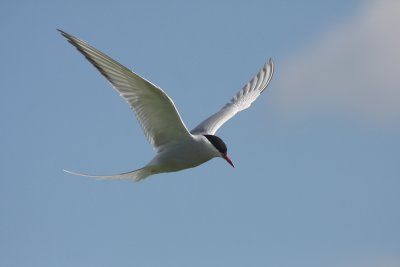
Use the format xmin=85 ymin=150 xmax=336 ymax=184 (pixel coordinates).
xmin=146 ymin=135 xmax=220 ymax=174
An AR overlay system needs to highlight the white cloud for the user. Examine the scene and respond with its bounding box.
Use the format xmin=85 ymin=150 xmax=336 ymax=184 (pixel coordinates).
xmin=336 ymin=255 xmax=400 ymax=267
xmin=274 ymin=0 xmax=400 ymax=125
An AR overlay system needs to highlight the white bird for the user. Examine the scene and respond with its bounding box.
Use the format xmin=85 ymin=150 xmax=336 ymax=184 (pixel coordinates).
xmin=59 ymin=29 xmax=274 ymax=181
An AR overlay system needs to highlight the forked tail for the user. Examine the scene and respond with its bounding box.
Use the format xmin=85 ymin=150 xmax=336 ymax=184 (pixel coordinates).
xmin=63 ymin=167 xmax=152 ymax=182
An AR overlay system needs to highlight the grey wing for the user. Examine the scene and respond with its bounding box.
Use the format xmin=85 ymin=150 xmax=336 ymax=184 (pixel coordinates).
xmin=191 ymin=59 xmax=274 ymax=135
xmin=59 ymin=30 xmax=192 ymax=152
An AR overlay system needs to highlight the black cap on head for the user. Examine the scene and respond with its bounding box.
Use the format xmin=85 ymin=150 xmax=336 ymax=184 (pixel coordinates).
xmin=203 ymin=135 xmax=227 ymax=155
xmin=204 ymin=134 xmax=235 ymax=168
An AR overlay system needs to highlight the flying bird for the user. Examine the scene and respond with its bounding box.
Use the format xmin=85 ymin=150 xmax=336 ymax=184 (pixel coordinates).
xmin=59 ymin=29 xmax=274 ymax=181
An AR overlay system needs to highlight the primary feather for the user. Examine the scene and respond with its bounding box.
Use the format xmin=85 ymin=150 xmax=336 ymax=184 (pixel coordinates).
xmin=191 ymin=59 xmax=274 ymax=135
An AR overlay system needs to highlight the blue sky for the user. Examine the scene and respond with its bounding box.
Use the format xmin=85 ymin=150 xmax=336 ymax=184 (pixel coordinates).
xmin=1 ymin=1 xmax=399 ymax=267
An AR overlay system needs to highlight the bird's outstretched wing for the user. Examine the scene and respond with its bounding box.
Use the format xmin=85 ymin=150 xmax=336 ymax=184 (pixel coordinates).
xmin=191 ymin=59 xmax=274 ymax=135
xmin=58 ymin=29 xmax=192 ymax=151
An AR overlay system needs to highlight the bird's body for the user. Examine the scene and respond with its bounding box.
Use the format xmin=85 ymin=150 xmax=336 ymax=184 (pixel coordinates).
xmin=146 ymin=135 xmax=222 ymax=174
xmin=59 ymin=29 xmax=274 ymax=181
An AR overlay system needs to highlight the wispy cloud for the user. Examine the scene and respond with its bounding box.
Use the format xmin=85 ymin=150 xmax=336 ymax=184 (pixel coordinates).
xmin=336 ymin=255 xmax=400 ymax=267
xmin=274 ymin=0 xmax=400 ymax=125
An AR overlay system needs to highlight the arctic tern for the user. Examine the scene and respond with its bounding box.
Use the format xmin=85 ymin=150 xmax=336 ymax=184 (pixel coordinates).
xmin=59 ymin=29 xmax=274 ymax=181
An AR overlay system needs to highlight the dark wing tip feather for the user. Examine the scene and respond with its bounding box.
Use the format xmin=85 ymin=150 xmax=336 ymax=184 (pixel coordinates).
xmin=57 ymin=29 xmax=115 ymax=83
xmin=259 ymin=58 xmax=274 ymax=94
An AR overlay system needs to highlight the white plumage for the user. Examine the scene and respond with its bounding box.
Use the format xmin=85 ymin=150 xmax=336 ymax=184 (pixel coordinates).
xmin=59 ymin=29 xmax=274 ymax=181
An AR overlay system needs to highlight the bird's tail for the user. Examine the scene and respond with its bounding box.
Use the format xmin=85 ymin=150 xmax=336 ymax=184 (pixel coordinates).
xmin=63 ymin=167 xmax=152 ymax=182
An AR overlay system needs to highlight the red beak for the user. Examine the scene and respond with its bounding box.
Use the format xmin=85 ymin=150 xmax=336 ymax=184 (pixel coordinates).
xmin=223 ymin=154 xmax=235 ymax=168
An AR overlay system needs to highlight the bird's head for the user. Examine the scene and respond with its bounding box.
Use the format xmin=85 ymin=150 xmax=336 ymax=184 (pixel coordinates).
xmin=203 ymin=135 xmax=235 ymax=168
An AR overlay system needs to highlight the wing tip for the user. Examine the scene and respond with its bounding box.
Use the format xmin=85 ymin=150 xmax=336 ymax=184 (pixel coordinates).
xmin=266 ymin=58 xmax=274 ymax=73
xmin=263 ymin=57 xmax=274 ymax=89
xmin=57 ymin=28 xmax=71 ymax=39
